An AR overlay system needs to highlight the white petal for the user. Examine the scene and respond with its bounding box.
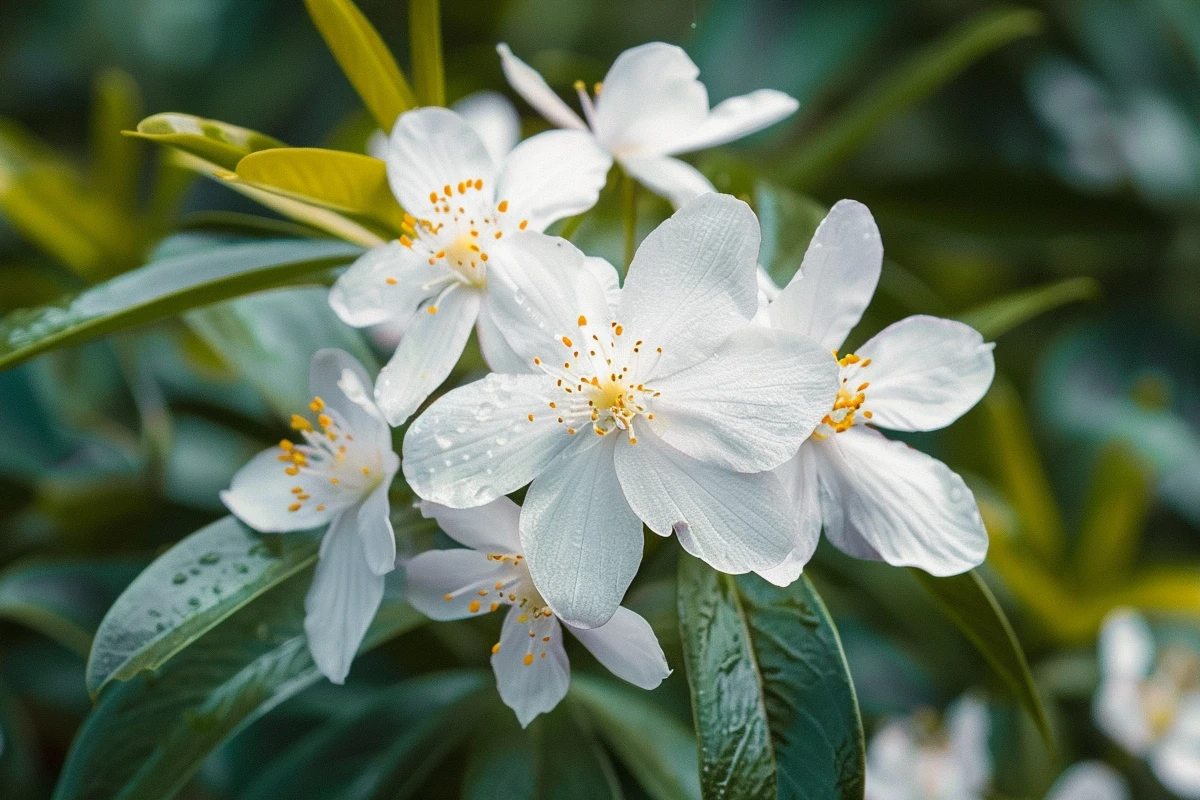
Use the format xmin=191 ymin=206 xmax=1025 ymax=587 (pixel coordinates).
xmin=856 ymin=315 xmax=995 ymax=432
xmin=496 ymin=130 xmax=612 ymax=232
xmin=1154 ymin=696 xmax=1200 ymax=799
xmin=619 ymin=193 xmax=760 ymax=375
xmin=583 ymin=256 xmax=622 ymax=314
xmin=768 ymin=199 xmax=882 ymax=351
xmin=309 ymin=348 xmax=389 ymax=441
xmin=864 ymin=721 xmax=919 ymax=799
xmin=1046 ymin=762 xmax=1129 ymax=800
xmin=566 ymin=606 xmax=670 ymax=689
xmin=592 ymin=43 xmax=708 ymax=155
xmin=387 ymin=107 xmax=497 ymax=214
xmin=221 ymin=448 xmax=343 ymax=532
xmin=403 ymin=548 xmax=514 ymax=620
xmin=946 ymin=695 xmax=992 ymax=794
xmin=476 ymin=297 xmax=530 ymax=374
xmin=614 ymin=427 xmax=794 ymax=574
xmin=304 ymin=510 xmax=386 ymax=684
xmin=620 ymin=154 xmax=715 ymax=208
xmin=521 ymin=436 xmax=643 ymax=629
xmin=817 ymin=427 xmax=988 ymax=575
xmin=453 ymin=90 xmax=521 ymax=163
xmin=402 ymin=373 xmax=572 ymax=507
xmin=496 ymin=44 xmax=586 ymax=131
xmin=664 ymin=89 xmax=799 ymax=154
xmin=1099 ymin=608 xmax=1154 ymax=680
xmin=649 ymin=325 xmax=837 ymax=471
xmin=356 ymin=480 xmax=396 ymax=575
xmin=757 ymin=442 xmax=822 ymax=586
xmin=1094 ymin=676 xmax=1154 ymax=755
xmin=373 ymin=287 xmax=483 ymax=426
xmin=492 ymin=603 xmax=570 ymax=727
xmin=328 ymin=242 xmax=441 ymax=328
xmin=418 ymin=496 xmax=523 ymax=553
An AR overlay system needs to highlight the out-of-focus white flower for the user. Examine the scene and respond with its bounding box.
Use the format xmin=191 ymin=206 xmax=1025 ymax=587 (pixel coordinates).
xmin=402 ymin=194 xmax=837 ymax=629
xmin=404 ymin=498 xmax=669 ymax=727
xmin=330 ymin=106 xmax=611 ymax=425
xmin=1045 ymin=761 xmax=1129 ymax=800
xmin=1095 ymin=608 xmax=1200 ymax=798
xmin=757 ymin=200 xmax=994 ymax=586
xmin=221 ymin=349 xmax=398 ymax=684
xmin=497 ymin=42 xmax=798 ymax=207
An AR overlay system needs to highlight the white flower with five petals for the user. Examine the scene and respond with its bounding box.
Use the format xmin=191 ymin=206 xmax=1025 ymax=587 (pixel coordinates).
xmin=757 ymin=200 xmax=994 ymax=585
xmin=497 ymin=42 xmax=798 ymax=207
xmin=405 ymin=498 xmax=670 ymax=727
xmin=402 ymin=193 xmax=838 ymax=629
xmin=221 ymin=349 xmax=399 ymax=684
xmin=330 ymin=106 xmax=612 ymax=425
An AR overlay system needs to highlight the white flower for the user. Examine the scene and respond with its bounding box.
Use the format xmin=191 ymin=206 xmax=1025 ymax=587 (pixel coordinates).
xmin=330 ymin=106 xmax=612 ymax=425
xmin=404 ymin=497 xmax=670 ymax=727
xmin=864 ymin=696 xmax=992 ymax=800
xmin=1095 ymin=608 xmax=1200 ymax=799
xmin=497 ymin=41 xmax=798 ymax=207
xmin=221 ymin=349 xmax=399 ymax=684
xmin=1045 ymin=762 xmax=1129 ymax=800
xmin=402 ymin=193 xmax=838 ymax=628
xmin=757 ymin=200 xmax=994 ymax=586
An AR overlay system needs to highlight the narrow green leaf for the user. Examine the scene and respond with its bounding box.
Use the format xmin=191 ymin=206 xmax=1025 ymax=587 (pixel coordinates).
xmin=0 ymin=237 xmax=362 ymax=371
xmin=127 ymin=113 xmax=285 ymax=172
xmin=304 ymin=0 xmax=418 ymax=131
xmin=677 ymin=556 xmax=865 ymax=800
xmin=89 ymin=69 xmax=144 ymax=212
xmin=909 ymin=568 xmax=1057 ymax=753
xmin=784 ymin=8 xmax=1044 ymax=186
xmin=957 ymin=277 xmax=1099 ymax=340
xmin=571 ymin=674 xmax=701 ymax=800
xmin=86 ymin=516 xmax=321 ymax=698
xmin=410 ymin=0 xmax=446 ymax=107
xmin=753 ymin=181 xmax=829 ymax=287
xmin=1074 ymin=443 xmax=1152 ymax=589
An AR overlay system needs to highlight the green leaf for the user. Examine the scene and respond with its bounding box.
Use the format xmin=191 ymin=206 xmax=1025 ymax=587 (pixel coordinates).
xmin=304 ymin=0 xmax=418 ymax=131
xmin=677 ymin=556 xmax=864 ymax=800
xmin=89 ymin=69 xmax=144 ymax=213
xmin=127 ymin=113 xmax=285 ymax=173
xmin=235 ymin=148 xmax=405 ymax=233
xmin=239 ymin=670 xmax=490 ymax=800
xmin=783 ymin=8 xmax=1044 ymax=186
xmin=86 ymin=516 xmax=321 ymax=698
xmin=410 ymin=0 xmax=446 ymax=107
xmin=909 ymin=568 xmax=1056 ymax=753
xmin=571 ymin=673 xmax=701 ymax=800
xmin=0 ymin=559 xmax=144 ymax=657
xmin=54 ymin=571 xmax=425 ymax=800
xmin=1074 ymin=443 xmax=1152 ymax=589
xmin=956 ymin=277 xmax=1099 ymax=339
xmin=0 ymin=238 xmax=362 ymax=371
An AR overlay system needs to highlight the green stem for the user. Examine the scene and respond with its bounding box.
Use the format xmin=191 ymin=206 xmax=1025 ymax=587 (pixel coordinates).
xmin=409 ymin=0 xmax=445 ymax=107
xmin=621 ymin=171 xmax=638 ymax=270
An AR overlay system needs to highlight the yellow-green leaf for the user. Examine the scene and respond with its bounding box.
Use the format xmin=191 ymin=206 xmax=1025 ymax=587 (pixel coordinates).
xmin=410 ymin=0 xmax=446 ymax=107
xmin=1075 ymin=443 xmax=1152 ymax=589
xmin=127 ymin=113 xmax=285 ymax=172
xmin=90 ymin=69 xmax=144 ymax=212
xmin=957 ymin=277 xmax=1099 ymax=340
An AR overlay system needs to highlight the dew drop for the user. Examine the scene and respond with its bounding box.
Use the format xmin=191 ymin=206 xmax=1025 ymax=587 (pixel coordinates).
xmin=172 ymin=573 xmax=187 ymax=585
xmin=198 ymin=551 xmax=221 ymax=566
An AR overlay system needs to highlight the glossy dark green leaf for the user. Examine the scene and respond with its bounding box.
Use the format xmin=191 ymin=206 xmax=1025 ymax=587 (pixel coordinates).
xmin=957 ymin=277 xmax=1099 ymax=340
xmin=0 ymin=238 xmax=362 ymax=371
xmin=127 ymin=113 xmax=285 ymax=173
xmin=86 ymin=516 xmax=321 ymax=697
xmin=677 ymin=556 xmax=865 ymax=800
xmin=0 ymin=683 xmax=42 ymax=797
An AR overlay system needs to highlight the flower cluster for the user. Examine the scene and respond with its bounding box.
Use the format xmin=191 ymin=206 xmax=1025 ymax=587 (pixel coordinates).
xmin=223 ymin=42 xmax=995 ymax=725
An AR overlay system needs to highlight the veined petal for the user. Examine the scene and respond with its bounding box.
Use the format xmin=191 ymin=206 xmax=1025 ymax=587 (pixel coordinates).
xmin=757 ymin=441 xmax=822 ymax=586
xmin=592 ymin=42 xmax=708 ymax=155
xmin=1045 ymin=762 xmax=1129 ymax=800
xmin=496 ymin=130 xmax=612 ymax=232
xmin=521 ymin=436 xmax=643 ymax=629
xmin=614 ymin=427 xmax=794 ymax=574
xmin=476 ymin=297 xmax=531 ymax=374
xmin=768 ymin=199 xmax=882 ymax=351
xmin=329 ymin=242 xmax=441 ymax=328
xmin=492 ymin=603 xmax=570 ymax=727
xmin=404 ymin=549 xmax=514 ymax=620
xmin=1100 ymin=608 xmax=1154 ymax=681
xmin=619 ymin=194 xmax=761 ymax=375
xmin=373 ymin=286 xmax=482 ymax=426
xmin=1154 ymin=696 xmax=1200 ymax=799
xmin=663 ymin=88 xmax=799 ymax=154
xmin=453 ymin=90 xmax=520 ymax=163
xmin=304 ymin=510 xmax=386 ymax=684
xmin=856 ymin=315 xmax=995 ymax=432
xmin=566 ymin=606 xmax=670 ymax=689
xmin=357 ymin=479 xmax=397 ymax=576
xmin=309 ymin=348 xmax=388 ymax=442
xmin=402 ymin=373 xmax=572 ymax=507
xmin=649 ymin=325 xmax=837 ymax=471
xmin=620 ymin=154 xmax=715 ymax=208
xmin=221 ymin=448 xmax=345 ymax=533
xmin=419 ymin=496 xmax=523 ymax=553
xmin=496 ymin=44 xmax=587 ymax=131
xmin=387 ymin=107 xmax=497 ymax=214
xmin=816 ymin=427 xmax=988 ymax=575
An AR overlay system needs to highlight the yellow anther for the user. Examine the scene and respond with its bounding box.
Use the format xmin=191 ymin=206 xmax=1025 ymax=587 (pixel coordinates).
xmin=429 ymin=191 xmax=439 ymax=203
xmin=498 ymin=200 xmax=509 ymax=213
xmin=315 ymin=505 xmax=325 ymax=511
xmin=290 ymin=414 xmax=313 ymax=431
xmin=519 ymin=219 xmax=528 ymax=230
xmin=317 ymin=414 xmax=332 ymax=429
xmin=288 ymin=503 xmax=302 ymax=512
xmin=528 ymin=414 xmax=535 ymax=422
xmin=399 ymin=235 xmax=413 ymax=248
xmin=444 ymin=593 xmax=453 ymax=601
xmin=523 ymin=653 xmax=534 ymax=666
xmin=362 ymin=467 xmax=371 ymax=475
xmin=562 ymin=336 xmax=573 ymax=347
xmin=330 ymin=477 xmax=339 ymax=484
xmin=492 ymin=642 xmax=501 ymax=654
xmin=285 ymin=466 xmax=299 ymax=476
xmin=443 ymin=184 xmax=452 ymax=197
xmin=573 ymin=79 xmax=586 ymax=91
xmin=517 ymin=614 xmax=529 ymax=624
xmin=427 ymin=306 xmax=438 ymax=314
xmin=474 ymin=179 xmax=483 ymax=190
xmin=468 ymin=600 xmax=481 ymax=613
xmin=279 ymin=439 xmax=294 ymax=451
xmin=489 ymin=602 xmax=499 ymax=612
xmin=578 ymin=315 xmax=587 ymax=326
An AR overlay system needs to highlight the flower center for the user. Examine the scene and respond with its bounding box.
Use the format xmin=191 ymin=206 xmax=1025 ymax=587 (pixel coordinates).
xmin=813 ymin=352 xmax=873 ymax=438
xmin=276 ymin=396 xmax=381 ymax=514
xmin=442 ymin=554 xmax=559 ymax=666
xmin=1142 ymin=645 xmax=1200 ymax=738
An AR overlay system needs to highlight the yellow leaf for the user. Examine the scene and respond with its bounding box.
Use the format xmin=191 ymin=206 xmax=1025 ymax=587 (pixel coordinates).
xmin=127 ymin=113 xmax=285 ymax=172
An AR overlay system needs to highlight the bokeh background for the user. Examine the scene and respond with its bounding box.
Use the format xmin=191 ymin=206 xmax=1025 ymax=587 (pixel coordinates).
xmin=1 ymin=0 xmax=1199 ymax=797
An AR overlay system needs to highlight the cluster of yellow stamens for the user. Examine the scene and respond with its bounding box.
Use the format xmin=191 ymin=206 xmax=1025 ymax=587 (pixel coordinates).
xmin=813 ymin=352 xmax=873 ymax=439
xmin=276 ymin=396 xmax=365 ymax=514
xmin=440 ymin=553 xmax=556 ymax=666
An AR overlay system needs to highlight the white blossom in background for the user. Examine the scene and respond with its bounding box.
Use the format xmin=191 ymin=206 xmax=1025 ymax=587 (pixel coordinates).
xmin=497 ymin=41 xmax=798 ymax=207
xmin=404 ymin=497 xmax=669 ymax=727
xmin=402 ymin=193 xmax=837 ymax=629
xmin=756 ymin=200 xmax=994 ymax=586
xmin=221 ymin=349 xmax=398 ymax=684
xmin=1095 ymin=608 xmax=1200 ymax=798
xmin=865 ymin=696 xmax=992 ymax=800
xmin=1044 ymin=762 xmax=1129 ymax=800
xmin=330 ymin=105 xmax=611 ymax=425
